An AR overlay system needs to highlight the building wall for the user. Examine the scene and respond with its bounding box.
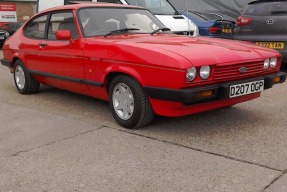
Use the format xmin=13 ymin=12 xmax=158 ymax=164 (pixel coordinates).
xmin=1 ymin=1 xmax=37 ymax=23
xmin=14 ymin=1 xmax=37 ymax=23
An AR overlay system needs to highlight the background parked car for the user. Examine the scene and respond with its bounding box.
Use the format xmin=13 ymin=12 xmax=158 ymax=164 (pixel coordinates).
xmin=179 ymin=10 xmax=235 ymax=39
xmin=196 ymin=12 xmax=237 ymax=22
xmin=0 ymin=22 xmax=23 ymax=36
xmin=0 ymin=30 xmax=10 ymax=48
xmin=235 ymin=0 xmax=287 ymax=71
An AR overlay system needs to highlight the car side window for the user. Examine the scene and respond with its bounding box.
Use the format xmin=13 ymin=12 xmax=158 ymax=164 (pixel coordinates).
xmin=48 ymin=12 xmax=79 ymax=40
xmin=24 ymin=15 xmax=47 ymax=39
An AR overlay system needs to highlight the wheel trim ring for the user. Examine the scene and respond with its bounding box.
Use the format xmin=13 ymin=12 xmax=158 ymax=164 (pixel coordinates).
xmin=15 ymin=65 xmax=25 ymax=90
xmin=112 ymin=83 xmax=135 ymax=120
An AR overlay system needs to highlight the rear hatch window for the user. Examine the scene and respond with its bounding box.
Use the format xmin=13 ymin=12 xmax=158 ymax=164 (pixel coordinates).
xmin=240 ymin=1 xmax=287 ymax=36
xmin=243 ymin=1 xmax=287 ymax=16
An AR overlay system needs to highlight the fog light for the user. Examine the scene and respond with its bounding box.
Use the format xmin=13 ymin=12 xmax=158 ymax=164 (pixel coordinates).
xmin=273 ymin=76 xmax=281 ymax=83
xmin=196 ymin=90 xmax=213 ymax=98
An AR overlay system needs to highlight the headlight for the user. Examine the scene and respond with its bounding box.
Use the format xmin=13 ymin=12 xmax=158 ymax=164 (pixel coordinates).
xmin=186 ymin=67 xmax=197 ymax=82
xmin=270 ymin=57 xmax=277 ymax=68
xmin=263 ymin=58 xmax=269 ymax=70
xmin=199 ymin=66 xmax=211 ymax=80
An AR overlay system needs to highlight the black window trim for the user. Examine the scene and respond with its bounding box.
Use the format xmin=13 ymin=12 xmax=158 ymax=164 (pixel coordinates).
xmin=23 ymin=13 xmax=49 ymax=40
xmin=47 ymin=10 xmax=80 ymax=41
xmin=23 ymin=9 xmax=79 ymax=41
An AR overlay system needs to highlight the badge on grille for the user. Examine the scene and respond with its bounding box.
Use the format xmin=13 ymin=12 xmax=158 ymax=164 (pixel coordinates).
xmin=266 ymin=19 xmax=275 ymax=24
xmin=239 ymin=67 xmax=248 ymax=73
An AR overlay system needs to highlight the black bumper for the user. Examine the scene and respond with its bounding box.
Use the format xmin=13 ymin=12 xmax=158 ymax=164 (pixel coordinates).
xmin=144 ymin=72 xmax=286 ymax=105
xmin=1 ymin=58 xmax=12 ymax=68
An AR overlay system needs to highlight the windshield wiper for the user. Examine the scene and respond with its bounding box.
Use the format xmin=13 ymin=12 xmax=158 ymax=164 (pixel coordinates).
xmin=104 ymin=28 xmax=140 ymax=37
xmin=151 ymin=27 xmax=171 ymax=35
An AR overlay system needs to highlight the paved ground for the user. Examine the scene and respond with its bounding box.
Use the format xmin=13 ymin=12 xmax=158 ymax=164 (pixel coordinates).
xmin=0 ymin=50 xmax=286 ymax=191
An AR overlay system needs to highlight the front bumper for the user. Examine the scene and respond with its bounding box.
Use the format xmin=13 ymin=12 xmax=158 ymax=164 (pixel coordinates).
xmin=144 ymin=72 xmax=286 ymax=105
xmin=1 ymin=58 xmax=12 ymax=68
xmin=0 ymin=37 xmax=7 ymax=46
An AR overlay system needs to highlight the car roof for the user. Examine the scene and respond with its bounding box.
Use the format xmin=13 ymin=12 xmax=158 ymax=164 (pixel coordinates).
xmin=41 ymin=2 xmax=145 ymax=13
xmin=248 ymin=0 xmax=287 ymax=5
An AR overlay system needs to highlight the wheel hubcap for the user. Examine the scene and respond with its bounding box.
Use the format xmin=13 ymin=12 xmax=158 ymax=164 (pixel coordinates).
xmin=15 ymin=65 xmax=25 ymax=90
xmin=112 ymin=83 xmax=134 ymax=120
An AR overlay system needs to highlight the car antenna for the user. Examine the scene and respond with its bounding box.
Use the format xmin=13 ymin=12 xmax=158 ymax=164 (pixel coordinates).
xmin=185 ymin=0 xmax=191 ymax=36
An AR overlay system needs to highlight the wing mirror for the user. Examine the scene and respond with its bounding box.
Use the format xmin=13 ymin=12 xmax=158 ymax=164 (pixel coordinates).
xmin=56 ymin=30 xmax=72 ymax=41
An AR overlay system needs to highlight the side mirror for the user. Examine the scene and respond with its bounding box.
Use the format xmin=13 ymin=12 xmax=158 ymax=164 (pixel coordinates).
xmin=56 ymin=30 xmax=71 ymax=40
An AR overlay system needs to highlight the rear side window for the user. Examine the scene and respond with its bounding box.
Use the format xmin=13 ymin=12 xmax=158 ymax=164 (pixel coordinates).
xmin=24 ymin=15 xmax=47 ymax=39
xmin=243 ymin=1 xmax=287 ymax=16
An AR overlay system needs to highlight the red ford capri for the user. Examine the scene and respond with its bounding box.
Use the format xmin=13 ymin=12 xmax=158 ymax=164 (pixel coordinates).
xmin=1 ymin=3 xmax=286 ymax=128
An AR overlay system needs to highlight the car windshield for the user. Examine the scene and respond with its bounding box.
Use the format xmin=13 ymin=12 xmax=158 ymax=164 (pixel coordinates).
xmin=125 ymin=0 xmax=178 ymax=15
xmin=78 ymin=7 xmax=166 ymax=37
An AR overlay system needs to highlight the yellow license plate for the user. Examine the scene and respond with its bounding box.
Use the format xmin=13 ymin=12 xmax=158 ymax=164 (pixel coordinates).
xmin=256 ymin=42 xmax=285 ymax=49
xmin=222 ymin=29 xmax=232 ymax=33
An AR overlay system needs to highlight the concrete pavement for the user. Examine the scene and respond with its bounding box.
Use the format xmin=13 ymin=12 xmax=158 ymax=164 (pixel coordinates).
xmin=0 ymin=101 xmax=281 ymax=191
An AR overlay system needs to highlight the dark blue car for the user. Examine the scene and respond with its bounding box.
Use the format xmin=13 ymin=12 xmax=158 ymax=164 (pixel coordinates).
xmin=179 ymin=10 xmax=236 ymax=39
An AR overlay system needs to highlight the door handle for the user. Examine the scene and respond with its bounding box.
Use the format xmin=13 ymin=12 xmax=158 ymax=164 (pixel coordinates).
xmin=39 ymin=43 xmax=47 ymax=48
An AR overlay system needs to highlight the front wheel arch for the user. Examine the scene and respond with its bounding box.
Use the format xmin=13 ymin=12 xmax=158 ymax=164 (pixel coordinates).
xmin=108 ymin=74 xmax=154 ymax=129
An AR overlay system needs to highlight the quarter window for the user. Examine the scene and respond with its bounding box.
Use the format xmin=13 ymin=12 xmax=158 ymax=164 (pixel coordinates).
xmin=24 ymin=15 xmax=47 ymax=39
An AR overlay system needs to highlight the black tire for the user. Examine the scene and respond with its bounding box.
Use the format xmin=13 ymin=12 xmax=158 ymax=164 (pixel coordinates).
xmin=14 ymin=60 xmax=40 ymax=94
xmin=109 ymin=75 xmax=154 ymax=129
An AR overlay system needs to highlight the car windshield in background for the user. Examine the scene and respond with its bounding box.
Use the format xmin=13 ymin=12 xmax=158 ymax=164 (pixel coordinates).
xmin=78 ymin=8 xmax=166 ymax=37
xmin=243 ymin=1 xmax=287 ymax=16
xmin=125 ymin=0 xmax=178 ymax=15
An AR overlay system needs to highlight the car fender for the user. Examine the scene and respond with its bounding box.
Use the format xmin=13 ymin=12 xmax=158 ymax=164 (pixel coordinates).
xmin=103 ymin=63 xmax=145 ymax=87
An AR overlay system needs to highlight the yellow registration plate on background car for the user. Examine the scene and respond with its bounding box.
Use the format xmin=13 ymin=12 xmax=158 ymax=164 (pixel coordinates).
xmin=222 ymin=29 xmax=232 ymax=33
xmin=256 ymin=42 xmax=284 ymax=49
xmin=229 ymin=80 xmax=264 ymax=98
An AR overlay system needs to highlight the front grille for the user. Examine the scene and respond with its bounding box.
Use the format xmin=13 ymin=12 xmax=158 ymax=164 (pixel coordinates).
xmin=214 ymin=60 xmax=263 ymax=81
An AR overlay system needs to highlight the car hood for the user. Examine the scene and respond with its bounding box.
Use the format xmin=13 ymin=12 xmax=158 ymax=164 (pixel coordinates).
xmin=86 ymin=34 xmax=279 ymax=69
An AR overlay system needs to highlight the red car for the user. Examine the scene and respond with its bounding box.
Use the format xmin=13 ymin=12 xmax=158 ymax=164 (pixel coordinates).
xmin=1 ymin=3 xmax=286 ymax=128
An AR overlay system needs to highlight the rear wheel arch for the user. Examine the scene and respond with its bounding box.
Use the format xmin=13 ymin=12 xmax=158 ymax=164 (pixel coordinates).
xmin=13 ymin=60 xmax=40 ymax=94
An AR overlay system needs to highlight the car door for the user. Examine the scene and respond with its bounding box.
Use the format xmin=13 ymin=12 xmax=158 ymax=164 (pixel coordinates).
xmin=37 ymin=11 xmax=88 ymax=93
